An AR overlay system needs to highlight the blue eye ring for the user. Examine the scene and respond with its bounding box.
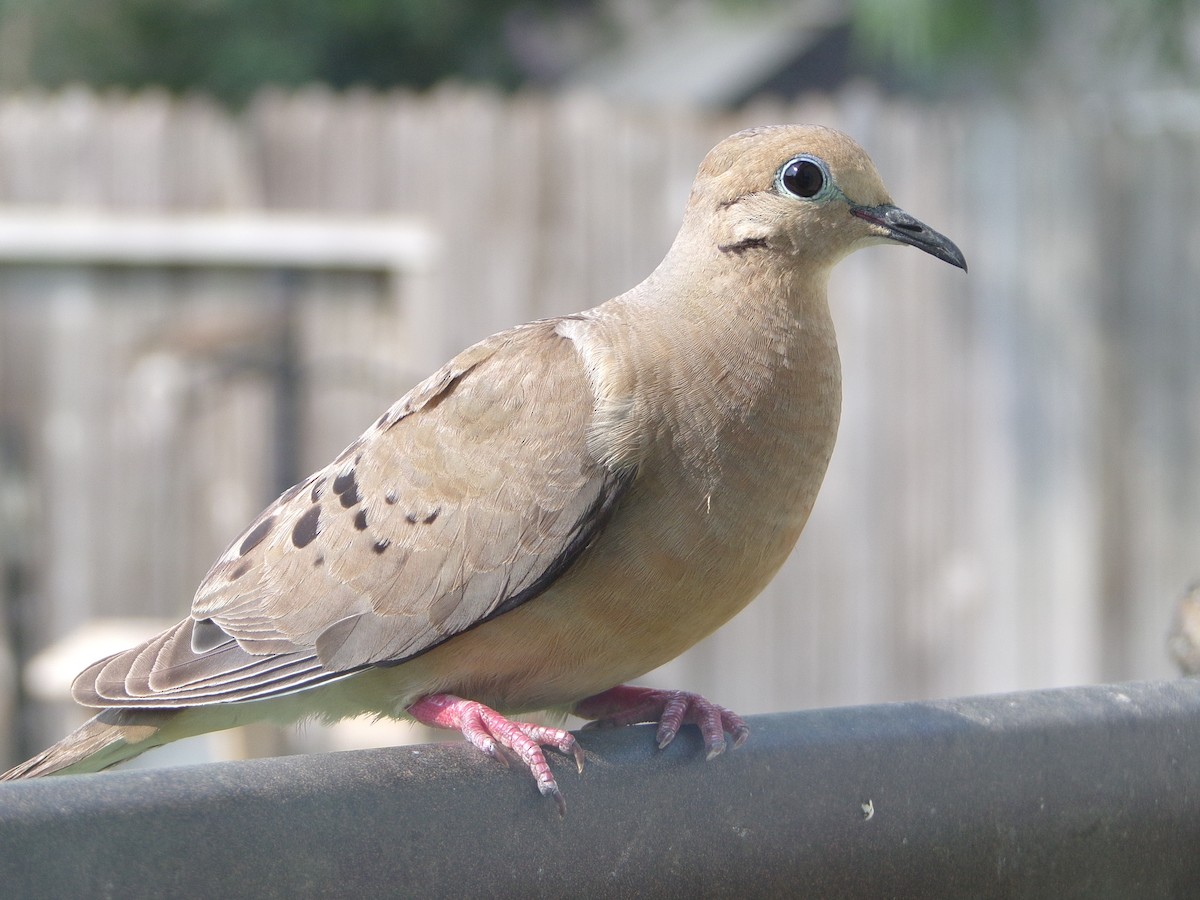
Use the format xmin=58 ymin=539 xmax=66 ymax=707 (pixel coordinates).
xmin=776 ymin=154 xmax=831 ymax=199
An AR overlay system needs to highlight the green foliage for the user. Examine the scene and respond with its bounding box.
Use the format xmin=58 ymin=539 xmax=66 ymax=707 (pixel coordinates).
xmin=850 ymin=0 xmax=1198 ymax=89
xmin=851 ymin=0 xmax=1040 ymax=75
xmin=0 ymin=0 xmax=1195 ymax=103
xmin=0 ymin=0 xmax=575 ymax=103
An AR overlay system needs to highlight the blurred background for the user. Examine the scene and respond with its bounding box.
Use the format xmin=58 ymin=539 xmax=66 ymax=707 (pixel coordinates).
xmin=0 ymin=0 xmax=1198 ymax=772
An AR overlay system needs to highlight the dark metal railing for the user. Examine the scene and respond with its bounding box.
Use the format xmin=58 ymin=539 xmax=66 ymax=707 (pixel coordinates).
xmin=2 ymin=679 xmax=1199 ymax=898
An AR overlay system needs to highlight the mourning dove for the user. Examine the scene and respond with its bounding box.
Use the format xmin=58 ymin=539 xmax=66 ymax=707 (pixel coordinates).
xmin=2 ymin=125 xmax=965 ymax=812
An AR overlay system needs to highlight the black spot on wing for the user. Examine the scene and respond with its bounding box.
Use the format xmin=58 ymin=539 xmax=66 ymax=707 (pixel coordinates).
xmin=417 ymin=370 xmax=470 ymax=414
xmin=333 ymin=470 xmax=360 ymax=508
xmin=310 ymin=478 xmax=326 ymax=503
xmin=292 ymin=505 xmax=321 ymax=548
xmin=373 ymin=538 xmax=391 ymax=554
xmin=239 ymin=515 xmax=275 ymax=556
xmin=402 ymin=507 xmax=441 ymax=525
xmin=353 ymin=509 xmax=368 ymax=530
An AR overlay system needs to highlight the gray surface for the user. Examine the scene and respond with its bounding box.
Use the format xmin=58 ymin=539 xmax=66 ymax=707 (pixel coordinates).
xmin=2 ymin=679 xmax=1199 ymax=898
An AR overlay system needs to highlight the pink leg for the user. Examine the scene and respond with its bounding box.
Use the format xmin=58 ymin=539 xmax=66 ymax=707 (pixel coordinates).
xmin=407 ymin=694 xmax=585 ymax=816
xmin=573 ymin=685 xmax=750 ymax=760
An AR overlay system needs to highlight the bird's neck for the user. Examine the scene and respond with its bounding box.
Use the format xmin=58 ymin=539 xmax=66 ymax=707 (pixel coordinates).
xmin=597 ymin=254 xmax=843 ymax=487
xmin=648 ymin=249 xmax=840 ymax=404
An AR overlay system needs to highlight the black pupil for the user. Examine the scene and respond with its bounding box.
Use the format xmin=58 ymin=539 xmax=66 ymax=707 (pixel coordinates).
xmin=782 ymin=160 xmax=823 ymax=198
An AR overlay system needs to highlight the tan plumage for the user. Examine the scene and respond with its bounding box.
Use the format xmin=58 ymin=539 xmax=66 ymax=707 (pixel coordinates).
xmin=3 ymin=125 xmax=965 ymax=806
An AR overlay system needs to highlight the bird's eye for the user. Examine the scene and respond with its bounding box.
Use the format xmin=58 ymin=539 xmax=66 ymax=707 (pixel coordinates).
xmin=777 ymin=156 xmax=827 ymax=199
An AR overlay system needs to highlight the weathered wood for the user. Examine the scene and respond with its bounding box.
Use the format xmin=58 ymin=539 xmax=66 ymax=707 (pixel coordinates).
xmin=0 ymin=88 xmax=1196 ymax=767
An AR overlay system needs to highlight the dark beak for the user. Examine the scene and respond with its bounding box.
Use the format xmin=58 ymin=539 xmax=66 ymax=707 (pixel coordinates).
xmin=851 ymin=204 xmax=968 ymax=272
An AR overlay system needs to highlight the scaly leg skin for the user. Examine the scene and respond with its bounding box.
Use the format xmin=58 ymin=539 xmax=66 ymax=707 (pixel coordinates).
xmin=573 ymin=685 xmax=750 ymax=760
xmin=406 ymin=694 xmax=585 ymax=816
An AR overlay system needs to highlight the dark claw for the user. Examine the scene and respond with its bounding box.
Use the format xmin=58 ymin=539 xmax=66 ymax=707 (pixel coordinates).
xmin=489 ymin=743 xmax=514 ymax=768
xmin=540 ymin=780 xmax=567 ymax=817
xmin=730 ymin=725 xmax=750 ymax=750
xmin=571 ymin=742 xmax=586 ymax=774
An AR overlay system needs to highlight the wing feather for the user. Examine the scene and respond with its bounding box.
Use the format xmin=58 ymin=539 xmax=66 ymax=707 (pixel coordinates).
xmin=72 ymin=318 xmax=635 ymax=708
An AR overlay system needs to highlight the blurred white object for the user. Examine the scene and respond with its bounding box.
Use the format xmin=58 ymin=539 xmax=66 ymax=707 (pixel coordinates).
xmin=1168 ymin=582 xmax=1200 ymax=676
xmin=23 ymin=618 xmax=221 ymax=771
xmin=0 ymin=210 xmax=436 ymax=275
xmin=24 ymin=618 xmax=174 ymax=702
xmin=24 ymin=617 xmax=431 ymax=764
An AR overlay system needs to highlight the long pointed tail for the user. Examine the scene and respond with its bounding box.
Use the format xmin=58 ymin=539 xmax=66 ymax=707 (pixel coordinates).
xmin=1 ymin=707 xmax=179 ymax=780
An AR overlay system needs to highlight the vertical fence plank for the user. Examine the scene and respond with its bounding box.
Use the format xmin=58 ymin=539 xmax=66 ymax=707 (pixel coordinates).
xmin=0 ymin=88 xmax=1198 ymax=765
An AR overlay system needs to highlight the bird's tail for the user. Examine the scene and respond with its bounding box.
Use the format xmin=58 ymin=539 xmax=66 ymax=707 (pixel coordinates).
xmin=0 ymin=707 xmax=179 ymax=780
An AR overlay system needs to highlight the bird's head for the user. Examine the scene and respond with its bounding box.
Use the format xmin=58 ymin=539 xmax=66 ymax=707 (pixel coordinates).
xmin=685 ymin=124 xmax=967 ymax=274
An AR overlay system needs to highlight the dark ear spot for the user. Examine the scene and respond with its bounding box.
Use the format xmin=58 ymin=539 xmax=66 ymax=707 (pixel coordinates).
xmin=718 ymin=237 xmax=768 ymax=255
xmin=239 ymin=515 xmax=276 ymax=556
xmin=292 ymin=505 xmax=322 ymax=548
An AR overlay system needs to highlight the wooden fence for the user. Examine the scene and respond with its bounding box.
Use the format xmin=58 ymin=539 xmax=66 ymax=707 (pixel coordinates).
xmin=0 ymin=86 xmax=1197 ymax=764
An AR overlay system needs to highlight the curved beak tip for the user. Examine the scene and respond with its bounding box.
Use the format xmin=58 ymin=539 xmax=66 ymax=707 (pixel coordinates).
xmin=852 ymin=204 xmax=968 ymax=273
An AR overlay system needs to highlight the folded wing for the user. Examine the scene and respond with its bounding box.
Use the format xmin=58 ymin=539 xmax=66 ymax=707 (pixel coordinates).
xmin=73 ymin=318 xmax=633 ymax=707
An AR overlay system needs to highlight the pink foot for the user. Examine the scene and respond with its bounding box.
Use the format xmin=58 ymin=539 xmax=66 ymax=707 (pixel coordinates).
xmin=573 ymin=685 xmax=750 ymax=760
xmin=407 ymin=694 xmax=584 ymax=815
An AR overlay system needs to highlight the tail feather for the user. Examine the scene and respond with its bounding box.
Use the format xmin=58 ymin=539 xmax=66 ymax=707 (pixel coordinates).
xmin=2 ymin=672 xmax=370 ymax=780
xmin=1 ymin=708 xmax=177 ymax=780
